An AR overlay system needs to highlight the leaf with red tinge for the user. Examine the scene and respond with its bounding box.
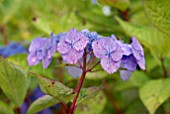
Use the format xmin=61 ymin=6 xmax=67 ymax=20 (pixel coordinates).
xmin=37 ymin=75 xmax=75 ymax=102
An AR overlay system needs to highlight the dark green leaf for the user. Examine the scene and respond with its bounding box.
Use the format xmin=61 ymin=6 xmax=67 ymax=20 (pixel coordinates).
xmin=125 ymin=100 xmax=148 ymax=114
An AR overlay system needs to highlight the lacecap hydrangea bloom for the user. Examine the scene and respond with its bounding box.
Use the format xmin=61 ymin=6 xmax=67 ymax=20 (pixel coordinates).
xmin=92 ymin=36 xmax=123 ymax=74
xmin=27 ymin=28 xmax=145 ymax=80
xmin=57 ymin=28 xmax=89 ymax=64
xmin=92 ymin=35 xmax=145 ymax=80
xmin=27 ymin=32 xmax=63 ymax=69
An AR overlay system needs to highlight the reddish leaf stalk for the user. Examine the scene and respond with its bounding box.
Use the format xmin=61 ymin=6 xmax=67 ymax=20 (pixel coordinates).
xmin=102 ymin=79 xmax=123 ymax=114
xmin=87 ymin=54 xmax=95 ymax=70
xmin=69 ymin=50 xmax=87 ymax=114
xmin=69 ymin=71 xmax=86 ymax=113
xmin=0 ymin=25 xmax=8 ymax=45
xmin=160 ymin=57 xmax=168 ymax=78
xmin=86 ymin=61 xmax=100 ymax=72
xmin=16 ymin=107 xmax=21 ymax=114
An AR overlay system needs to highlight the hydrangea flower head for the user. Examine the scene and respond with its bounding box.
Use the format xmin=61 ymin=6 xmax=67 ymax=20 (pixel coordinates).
xmin=57 ymin=28 xmax=89 ymax=64
xmin=27 ymin=38 xmax=49 ymax=68
xmin=92 ymin=37 xmax=123 ymax=74
xmin=27 ymin=32 xmax=61 ymax=69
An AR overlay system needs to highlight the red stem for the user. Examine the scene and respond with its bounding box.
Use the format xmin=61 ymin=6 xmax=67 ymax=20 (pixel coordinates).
xmin=78 ymin=60 xmax=83 ymax=69
xmin=87 ymin=54 xmax=95 ymax=70
xmin=69 ymin=50 xmax=87 ymax=114
xmin=86 ymin=61 xmax=100 ymax=72
xmin=0 ymin=25 xmax=8 ymax=45
xmin=69 ymin=71 xmax=86 ymax=113
xmin=16 ymin=107 xmax=21 ymax=114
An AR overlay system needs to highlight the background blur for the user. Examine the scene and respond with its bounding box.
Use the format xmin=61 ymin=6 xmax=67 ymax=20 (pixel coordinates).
xmin=1 ymin=0 xmax=170 ymax=114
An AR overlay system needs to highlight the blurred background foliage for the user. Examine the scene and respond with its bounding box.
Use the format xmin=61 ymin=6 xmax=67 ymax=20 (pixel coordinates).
xmin=0 ymin=0 xmax=170 ymax=114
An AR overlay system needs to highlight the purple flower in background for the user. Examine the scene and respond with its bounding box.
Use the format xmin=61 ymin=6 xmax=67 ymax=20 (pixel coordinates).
xmin=27 ymin=32 xmax=62 ymax=69
xmin=57 ymin=28 xmax=89 ymax=64
xmin=92 ymin=37 xmax=123 ymax=74
xmin=0 ymin=42 xmax=27 ymax=57
xmin=21 ymin=87 xmax=55 ymax=114
xmin=131 ymin=37 xmax=145 ymax=70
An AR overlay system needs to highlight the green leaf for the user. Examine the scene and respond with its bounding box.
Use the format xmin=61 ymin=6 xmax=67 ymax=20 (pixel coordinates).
xmin=8 ymin=54 xmax=55 ymax=78
xmin=125 ymin=100 xmax=148 ymax=114
xmin=115 ymin=71 xmax=149 ymax=91
xmin=0 ymin=0 xmax=22 ymax=24
xmin=77 ymin=86 xmax=101 ymax=105
xmin=60 ymin=12 xmax=83 ymax=31
xmin=37 ymin=75 xmax=75 ymax=102
xmin=78 ymin=11 xmax=117 ymax=29
xmin=0 ymin=57 xmax=28 ymax=106
xmin=116 ymin=17 xmax=170 ymax=57
xmin=74 ymin=91 xmax=106 ymax=114
xmin=0 ymin=101 xmax=14 ymax=114
xmin=139 ymin=78 xmax=170 ymax=114
xmin=27 ymin=95 xmax=59 ymax=114
xmin=144 ymin=0 xmax=170 ymax=35
xmin=7 ymin=54 xmax=28 ymax=68
xmin=99 ymin=0 xmax=130 ymax=11
xmin=32 ymin=17 xmax=52 ymax=35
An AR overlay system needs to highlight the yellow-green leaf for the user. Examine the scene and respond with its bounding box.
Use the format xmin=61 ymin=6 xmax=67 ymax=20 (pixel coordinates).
xmin=139 ymin=78 xmax=170 ymax=114
xmin=144 ymin=0 xmax=170 ymax=35
xmin=0 ymin=57 xmax=28 ymax=106
xmin=74 ymin=91 xmax=106 ymax=114
xmin=37 ymin=75 xmax=75 ymax=102
xmin=0 ymin=101 xmax=14 ymax=114
xmin=27 ymin=95 xmax=59 ymax=114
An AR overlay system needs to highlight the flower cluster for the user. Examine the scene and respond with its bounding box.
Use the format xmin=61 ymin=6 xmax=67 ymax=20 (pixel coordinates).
xmin=57 ymin=28 xmax=89 ymax=64
xmin=27 ymin=33 xmax=63 ymax=68
xmin=27 ymin=28 xmax=145 ymax=80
